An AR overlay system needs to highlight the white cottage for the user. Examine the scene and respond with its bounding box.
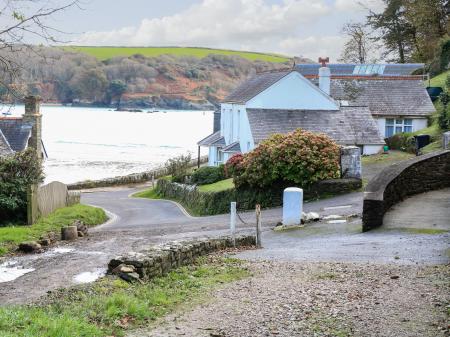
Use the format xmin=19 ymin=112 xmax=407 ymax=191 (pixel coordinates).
xmin=199 ymin=64 xmax=385 ymax=166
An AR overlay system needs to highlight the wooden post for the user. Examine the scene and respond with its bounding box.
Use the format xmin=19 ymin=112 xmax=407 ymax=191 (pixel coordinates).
xmin=197 ymin=146 xmax=201 ymax=168
xmin=27 ymin=184 xmax=39 ymax=226
xmin=152 ymin=175 xmax=155 ymax=189
xmin=230 ymin=202 xmax=236 ymax=247
xmin=255 ymin=204 xmax=262 ymax=248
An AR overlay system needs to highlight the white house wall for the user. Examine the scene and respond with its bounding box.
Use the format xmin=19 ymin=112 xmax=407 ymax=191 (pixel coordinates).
xmin=363 ymin=145 xmax=383 ymax=155
xmin=246 ymin=72 xmax=339 ymax=111
xmin=375 ymin=117 xmax=429 ymax=138
xmin=208 ymin=146 xmax=217 ymax=166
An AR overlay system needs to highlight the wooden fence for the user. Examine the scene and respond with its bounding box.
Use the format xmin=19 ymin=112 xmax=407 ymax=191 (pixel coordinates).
xmin=27 ymin=181 xmax=80 ymax=225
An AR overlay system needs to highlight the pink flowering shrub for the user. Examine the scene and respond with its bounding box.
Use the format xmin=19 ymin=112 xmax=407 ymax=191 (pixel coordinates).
xmin=224 ymin=153 xmax=244 ymax=178
xmin=232 ymin=129 xmax=340 ymax=188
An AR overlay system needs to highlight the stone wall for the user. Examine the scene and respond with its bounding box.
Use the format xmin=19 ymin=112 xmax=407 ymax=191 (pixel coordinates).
xmin=68 ymin=155 xmax=208 ymax=190
xmin=362 ymin=150 xmax=450 ymax=231
xmin=108 ymin=235 xmax=256 ymax=281
xmin=340 ymin=146 xmax=362 ymax=179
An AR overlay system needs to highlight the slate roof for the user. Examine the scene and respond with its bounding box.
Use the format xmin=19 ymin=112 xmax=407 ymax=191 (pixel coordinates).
xmin=295 ymin=63 xmax=424 ymax=76
xmin=328 ymin=78 xmax=435 ymax=117
xmin=0 ymin=118 xmax=33 ymax=152
xmin=0 ymin=129 xmax=13 ymax=156
xmin=246 ymin=107 xmax=384 ymax=146
xmin=198 ymin=131 xmax=226 ymax=147
xmin=222 ymin=142 xmax=241 ymax=153
xmin=223 ymin=69 xmax=291 ymax=103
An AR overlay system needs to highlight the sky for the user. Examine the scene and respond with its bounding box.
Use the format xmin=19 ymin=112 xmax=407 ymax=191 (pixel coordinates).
xmin=49 ymin=0 xmax=386 ymax=61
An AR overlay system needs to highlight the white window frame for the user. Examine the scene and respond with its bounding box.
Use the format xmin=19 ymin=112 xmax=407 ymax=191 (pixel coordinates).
xmin=385 ymin=118 xmax=413 ymax=137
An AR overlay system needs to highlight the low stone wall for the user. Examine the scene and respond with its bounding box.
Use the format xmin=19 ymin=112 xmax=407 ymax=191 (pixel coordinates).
xmin=67 ymin=155 xmax=208 ymax=190
xmin=157 ymin=177 xmax=362 ymax=216
xmin=362 ymin=150 xmax=450 ymax=232
xmin=108 ymin=235 xmax=256 ymax=281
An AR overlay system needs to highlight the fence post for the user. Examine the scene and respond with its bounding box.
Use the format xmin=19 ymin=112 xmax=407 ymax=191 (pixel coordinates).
xmin=255 ymin=204 xmax=262 ymax=248
xmin=230 ymin=202 xmax=236 ymax=246
xmin=27 ymin=184 xmax=38 ymax=226
xmin=152 ymin=175 xmax=155 ymax=189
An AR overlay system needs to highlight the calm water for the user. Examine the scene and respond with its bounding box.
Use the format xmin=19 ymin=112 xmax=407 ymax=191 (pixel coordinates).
xmin=5 ymin=106 xmax=213 ymax=184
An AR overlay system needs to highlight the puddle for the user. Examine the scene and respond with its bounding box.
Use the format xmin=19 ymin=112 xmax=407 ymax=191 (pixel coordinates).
xmin=52 ymin=247 xmax=75 ymax=254
xmin=73 ymin=269 xmax=106 ymax=284
xmin=324 ymin=215 xmax=344 ymax=220
xmin=328 ymin=220 xmax=347 ymax=224
xmin=0 ymin=262 xmax=35 ymax=283
xmin=323 ymin=205 xmax=352 ymax=210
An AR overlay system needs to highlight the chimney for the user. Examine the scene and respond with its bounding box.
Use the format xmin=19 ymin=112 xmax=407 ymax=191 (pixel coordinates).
xmin=318 ymin=57 xmax=330 ymax=95
xmin=23 ymin=96 xmax=43 ymax=159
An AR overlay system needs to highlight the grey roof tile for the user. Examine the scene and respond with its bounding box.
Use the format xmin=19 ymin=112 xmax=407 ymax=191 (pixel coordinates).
xmin=198 ymin=131 xmax=225 ymax=147
xmin=0 ymin=129 xmax=13 ymax=156
xmin=223 ymin=70 xmax=291 ymax=103
xmin=0 ymin=118 xmax=33 ymax=152
xmin=295 ymin=63 xmax=424 ymax=76
xmin=328 ymin=78 xmax=435 ymax=117
xmin=222 ymin=142 xmax=241 ymax=153
xmin=247 ymin=107 xmax=384 ymax=146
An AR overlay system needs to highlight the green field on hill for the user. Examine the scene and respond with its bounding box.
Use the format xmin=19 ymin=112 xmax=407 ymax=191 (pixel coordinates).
xmin=65 ymin=46 xmax=290 ymax=62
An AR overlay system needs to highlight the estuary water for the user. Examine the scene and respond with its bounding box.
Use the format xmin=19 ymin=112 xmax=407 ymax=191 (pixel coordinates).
xmin=4 ymin=105 xmax=213 ymax=184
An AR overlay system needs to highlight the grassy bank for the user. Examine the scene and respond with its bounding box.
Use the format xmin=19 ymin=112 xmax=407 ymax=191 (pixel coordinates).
xmin=0 ymin=257 xmax=249 ymax=337
xmin=428 ymin=70 xmax=449 ymax=87
xmin=0 ymin=204 xmax=107 ymax=256
xmin=197 ymin=178 xmax=234 ymax=192
xmin=65 ymin=46 xmax=290 ymax=62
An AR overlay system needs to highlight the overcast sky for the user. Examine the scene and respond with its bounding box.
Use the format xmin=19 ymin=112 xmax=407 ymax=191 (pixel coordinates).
xmin=52 ymin=0 xmax=385 ymax=61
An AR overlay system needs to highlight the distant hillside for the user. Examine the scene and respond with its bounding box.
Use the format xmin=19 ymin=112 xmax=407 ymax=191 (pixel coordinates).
xmin=2 ymin=47 xmax=298 ymax=109
xmin=65 ymin=46 xmax=291 ymax=63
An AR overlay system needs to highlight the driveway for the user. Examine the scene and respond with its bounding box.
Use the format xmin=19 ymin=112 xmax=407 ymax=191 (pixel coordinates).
xmin=0 ymin=187 xmax=362 ymax=305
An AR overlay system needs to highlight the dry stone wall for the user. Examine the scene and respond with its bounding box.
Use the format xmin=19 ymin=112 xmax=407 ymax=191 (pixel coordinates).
xmin=363 ymin=150 xmax=450 ymax=231
xmin=108 ymin=235 xmax=256 ymax=281
xmin=67 ymin=155 xmax=208 ymax=190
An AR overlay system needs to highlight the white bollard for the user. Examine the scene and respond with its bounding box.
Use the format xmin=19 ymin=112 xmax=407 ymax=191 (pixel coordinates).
xmin=230 ymin=202 xmax=236 ymax=246
xmin=282 ymin=187 xmax=303 ymax=226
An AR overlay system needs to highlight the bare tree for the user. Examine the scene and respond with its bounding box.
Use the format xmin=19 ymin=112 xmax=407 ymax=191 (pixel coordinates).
xmin=339 ymin=22 xmax=376 ymax=64
xmin=0 ymin=0 xmax=80 ymax=99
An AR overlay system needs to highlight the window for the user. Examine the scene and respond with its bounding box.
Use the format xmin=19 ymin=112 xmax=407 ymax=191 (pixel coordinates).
xmin=247 ymin=141 xmax=251 ymax=151
xmin=385 ymin=118 xmax=413 ymax=137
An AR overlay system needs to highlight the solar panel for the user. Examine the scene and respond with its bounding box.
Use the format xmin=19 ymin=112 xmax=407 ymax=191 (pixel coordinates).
xmin=296 ymin=63 xmax=423 ymax=76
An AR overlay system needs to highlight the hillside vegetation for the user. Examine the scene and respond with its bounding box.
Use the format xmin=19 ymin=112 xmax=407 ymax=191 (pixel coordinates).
xmin=66 ymin=46 xmax=290 ymax=63
xmin=429 ymin=70 xmax=450 ymax=87
xmin=0 ymin=47 xmax=293 ymax=109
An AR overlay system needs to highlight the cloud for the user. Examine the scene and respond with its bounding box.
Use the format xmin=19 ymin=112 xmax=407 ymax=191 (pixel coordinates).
xmin=334 ymin=0 xmax=385 ymax=12
xmin=279 ymin=35 xmax=346 ymax=61
xmin=77 ymin=0 xmax=330 ymax=50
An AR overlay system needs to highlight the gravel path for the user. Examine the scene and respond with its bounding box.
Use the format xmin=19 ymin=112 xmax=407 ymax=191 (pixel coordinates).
xmin=137 ymin=261 xmax=449 ymax=337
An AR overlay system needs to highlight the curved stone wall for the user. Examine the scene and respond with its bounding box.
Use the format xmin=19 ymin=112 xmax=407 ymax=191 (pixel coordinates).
xmin=362 ymin=150 xmax=450 ymax=232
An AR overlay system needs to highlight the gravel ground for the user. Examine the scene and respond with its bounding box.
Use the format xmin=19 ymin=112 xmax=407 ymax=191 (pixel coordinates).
xmin=135 ymin=261 xmax=449 ymax=337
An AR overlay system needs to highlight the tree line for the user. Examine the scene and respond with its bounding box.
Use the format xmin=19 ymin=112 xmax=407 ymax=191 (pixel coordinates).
xmin=340 ymin=0 xmax=449 ymax=75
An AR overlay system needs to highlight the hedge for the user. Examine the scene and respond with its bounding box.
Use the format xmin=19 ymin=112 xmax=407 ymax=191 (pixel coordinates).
xmin=156 ymin=178 xmax=361 ymax=216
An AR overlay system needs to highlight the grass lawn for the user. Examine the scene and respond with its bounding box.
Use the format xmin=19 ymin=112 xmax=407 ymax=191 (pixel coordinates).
xmin=361 ymin=150 xmax=415 ymax=165
xmin=64 ymin=46 xmax=290 ymax=63
xmin=197 ymin=178 xmax=235 ymax=192
xmin=428 ymin=70 xmax=449 ymax=87
xmin=0 ymin=204 xmax=107 ymax=256
xmin=0 ymin=257 xmax=249 ymax=337
xmin=132 ymin=187 xmax=161 ymax=199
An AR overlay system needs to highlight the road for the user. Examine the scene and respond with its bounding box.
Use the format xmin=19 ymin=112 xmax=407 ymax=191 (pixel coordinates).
xmin=0 ymin=186 xmax=362 ymax=305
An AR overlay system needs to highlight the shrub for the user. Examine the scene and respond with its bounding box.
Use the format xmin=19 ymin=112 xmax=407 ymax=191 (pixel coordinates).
xmin=224 ymin=153 xmax=244 ymax=178
xmin=0 ymin=149 xmax=44 ymax=224
xmin=191 ymin=166 xmax=225 ymax=185
xmin=384 ymin=133 xmax=416 ymax=153
xmin=437 ymin=91 xmax=450 ymax=130
xmin=164 ymin=153 xmax=192 ymax=183
xmin=234 ymin=129 xmax=340 ymax=189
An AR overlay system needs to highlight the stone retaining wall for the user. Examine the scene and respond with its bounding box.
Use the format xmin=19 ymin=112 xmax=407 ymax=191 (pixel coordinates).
xmin=108 ymin=235 xmax=256 ymax=281
xmin=362 ymin=150 xmax=450 ymax=231
xmin=67 ymin=155 xmax=208 ymax=190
